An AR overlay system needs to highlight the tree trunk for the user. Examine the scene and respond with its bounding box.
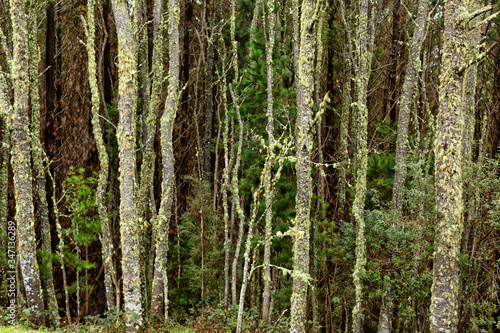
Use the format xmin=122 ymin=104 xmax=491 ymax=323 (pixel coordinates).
xmin=0 ymin=70 xmax=10 ymax=307
xmin=111 ymin=0 xmax=142 ymax=328
xmin=391 ymin=0 xmax=429 ymax=212
xmin=202 ymin=0 xmax=221 ymax=180
xmin=84 ymin=0 xmax=116 ymax=313
xmin=151 ymin=0 xmax=180 ymax=319
xmin=430 ymin=0 xmax=467 ymax=332
xmin=10 ymin=0 xmax=45 ymax=324
xmin=352 ymin=0 xmax=381 ymax=331
xmin=290 ymin=0 xmax=317 ymax=331
xmin=137 ymin=0 xmax=164 ymax=315
xmin=379 ymin=2 xmax=428 ymax=330
xmin=262 ymin=0 xmax=276 ymax=324
xmin=28 ymin=0 xmax=59 ymax=324
xmin=339 ymin=0 xmax=352 ymax=227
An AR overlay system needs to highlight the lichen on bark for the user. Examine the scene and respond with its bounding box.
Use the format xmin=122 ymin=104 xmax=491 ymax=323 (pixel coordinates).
xmin=10 ymin=0 xmax=45 ymax=324
xmin=151 ymin=0 xmax=180 ymax=319
xmin=351 ymin=0 xmax=381 ymax=331
xmin=290 ymin=0 xmax=317 ymax=331
xmin=27 ymin=0 xmax=59 ymax=324
xmin=110 ymin=0 xmax=142 ymax=328
xmin=83 ymin=0 xmax=117 ymax=313
xmin=430 ymin=1 xmax=469 ymax=332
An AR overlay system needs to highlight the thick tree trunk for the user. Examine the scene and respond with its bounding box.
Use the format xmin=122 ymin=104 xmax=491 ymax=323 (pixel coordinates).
xmin=111 ymin=0 xmax=142 ymax=328
xmin=151 ymin=0 xmax=179 ymax=319
xmin=290 ymin=0 xmax=316 ymax=331
xmin=84 ymin=0 xmax=116 ymax=313
xmin=430 ymin=1 xmax=467 ymax=332
xmin=10 ymin=0 xmax=45 ymax=324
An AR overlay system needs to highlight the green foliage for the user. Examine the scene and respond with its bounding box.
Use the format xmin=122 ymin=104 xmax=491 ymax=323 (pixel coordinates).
xmin=172 ymin=176 xmax=224 ymax=317
xmin=60 ymin=167 xmax=99 ymax=298
xmin=63 ymin=167 xmax=100 ymax=248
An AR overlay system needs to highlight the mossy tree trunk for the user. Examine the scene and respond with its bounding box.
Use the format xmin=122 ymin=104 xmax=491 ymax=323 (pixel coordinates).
xmin=151 ymin=0 xmax=179 ymax=319
xmin=0 ymin=69 xmax=11 ymax=306
xmin=391 ymin=0 xmax=429 ymax=212
xmin=27 ymin=0 xmax=59 ymax=324
xmin=111 ymin=0 xmax=142 ymax=328
xmin=290 ymin=0 xmax=317 ymax=331
xmin=339 ymin=0 xmax=352 ymax=227
xmin=137 ymin=0 xmax=164 ymax=315
xmin=430 ymin=0 xmax=469 ymax=332
xmin=83 ymin=0 xmax=116 ymax=313
xmin=10 ymin=0 xmax=45 ymax=324
xmin=351 ymin=0 xmax=381 ymax=331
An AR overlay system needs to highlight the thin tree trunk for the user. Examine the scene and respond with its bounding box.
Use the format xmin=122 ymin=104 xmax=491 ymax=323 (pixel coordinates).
xmin=137 ymin=0 xmax=164 ymax=315
xmin=220 ymin=53 xmax=231 ymax=307
xmin=379 ymin=1 xmax=429 ymax=331
xmin=235 ymin=190 xmax=260 ymax=333
xmin=49 ymin=169 xmax=71 ymax=325
xmin=391 ymin=0 xmax=429 ymax=212
xmin=230 ymin=84 xmax=244 ymax=308
xmin=290 ymin=0 xmax=317 ymax=331
xmin=28 ymin=0 xmax=59 ymax=324
xmin=111 ymin=0 xmax=142 ymax=328
xmin=230 ymin=0 xmax=244 ymax=307
xmin=430 ymin=0 xmax=468 ymax=331
xmin=151 ymin=0 xmax=180 ymax=319
xmin=202 ymin=0 xmax=221 ymax=180
xmin=339 ymin=0 xmax=352 ymax=227
xmin=10 ymin=0 xmax=45 ymax=324
xmin=262 ymin=0 xmax=276 ymax=324
xmin=351 ymin=0 xmax=381 ymax=331
xmin=83 ymin=0 xmax=116 ymax=313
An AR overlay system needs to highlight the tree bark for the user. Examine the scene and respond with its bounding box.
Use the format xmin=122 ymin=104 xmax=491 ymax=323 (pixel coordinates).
xmin=262 ymin=0 xmax=276 ymax=324
xmin=10 ymin=0 xmax=45 ymax=324
xmin=28 ymin=0 xmax=59 ymax=324
xmin=430 ymin=0 xmax=467 ymax=332
xmin=391 ymin=0 xmax=429 ymax=212
xmin=351 ymin=0 xmax=381 ymax=331
xmin=84 ymin=0 xmax=116 ymax=313
xmin=151 ymin=0 xmax=180 ymax=319
xmin=202 ymin=0 xmax=221 ymax=180
xmin=111 ymin=0 xmax=142 ymax=328
xmin=290 ymin=0 xmax=317 ymax=331
xmin=0 ymin=70 xmax=10 ymax=307
xmin=137 ymin=0 xmax=164 ymax=315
